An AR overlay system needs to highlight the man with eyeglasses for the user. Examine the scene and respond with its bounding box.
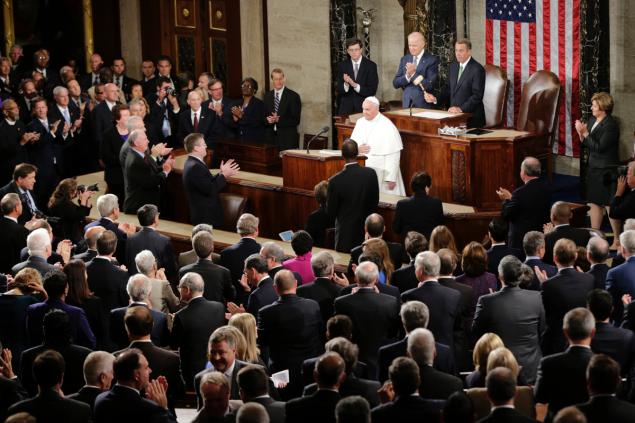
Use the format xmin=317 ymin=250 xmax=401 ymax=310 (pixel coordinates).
xmin=337 ymin=38 xmax=378 ymax=115
xmin=203 ymin=78 xmax=238 ymax=141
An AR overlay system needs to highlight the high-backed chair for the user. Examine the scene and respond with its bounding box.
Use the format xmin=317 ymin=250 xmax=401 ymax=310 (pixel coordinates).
xmin=219 ymin=193 xmax=248 ymax=232
xmin=515 ymin=70 xmax=561 ymax=136
xmin=483 ymin=64 xmax=508 ymax=128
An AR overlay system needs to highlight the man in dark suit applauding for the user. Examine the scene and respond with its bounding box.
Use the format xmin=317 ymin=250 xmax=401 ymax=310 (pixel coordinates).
xmin=337 ymin=38 xmax=378 ymax=114
xmin=393 ymin=32 xmax=438 ymax=109
xmin=522 ymin=231 xmax=556 ymax=291
xmin=586 ymin=237 xmax=610 ymax=290
xmin=326 ymin=139 xmax=379 ymax=253
xmin=0 ymin=193 xmax=29 ymax=273
xmin=177 ymin=90 xmax=215 ymax=149
xmin=182 ymin=133 xmax=239 ymax=228
xmin=486 ymin=217 xmax=523 ymax=275
xmin=424 ymin=38 xmax=485 ymax=128
xmin=263 ymin=68 xmax=301 ymax=151
xmin=67 ymin=351 xmax=115 ymax=412
xmin=606 ymin=230 xmax=635 ymax=325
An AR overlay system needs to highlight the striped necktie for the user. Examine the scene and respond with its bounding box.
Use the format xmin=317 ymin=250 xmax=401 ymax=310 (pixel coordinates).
xmin=274 ymin=91 xmax=280 ymax=114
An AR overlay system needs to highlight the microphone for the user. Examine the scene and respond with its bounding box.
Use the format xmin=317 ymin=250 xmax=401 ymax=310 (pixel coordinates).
xmin=306 ymin=126 xmax=330 ymax=154
xmin=409 ymin=98 xmax=414 ymax=117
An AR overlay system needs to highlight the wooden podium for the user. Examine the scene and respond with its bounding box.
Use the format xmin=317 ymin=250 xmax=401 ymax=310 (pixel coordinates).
xmin=280 ymin=149 xmax=365 ymax=191
xmin=215 ymin=138 xmax=282 ymax=176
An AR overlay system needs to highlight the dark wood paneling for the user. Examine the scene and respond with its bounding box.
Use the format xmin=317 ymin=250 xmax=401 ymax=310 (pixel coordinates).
xmin=92 ymin=0 xmax=121 ymax=64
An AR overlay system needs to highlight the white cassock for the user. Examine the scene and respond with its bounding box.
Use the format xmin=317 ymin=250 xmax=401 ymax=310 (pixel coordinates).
xmin=351 ymin=112 xmax=405 ymax=195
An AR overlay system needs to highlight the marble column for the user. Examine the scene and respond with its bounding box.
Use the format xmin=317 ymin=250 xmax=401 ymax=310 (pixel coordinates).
xmin=119 ymin=0 xmax=142 ymax=80
xmin=427 ymin=0 xmax=456 ymax=91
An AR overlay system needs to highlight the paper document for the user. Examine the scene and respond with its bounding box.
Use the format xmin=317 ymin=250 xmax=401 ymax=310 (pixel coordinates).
xmin=319 ymin=150 xmax=342 ymax=156
xmin=413 ymin=111 xmax=456 ymax=119
xmin=271 ymin=369 xmax=290 ymax=388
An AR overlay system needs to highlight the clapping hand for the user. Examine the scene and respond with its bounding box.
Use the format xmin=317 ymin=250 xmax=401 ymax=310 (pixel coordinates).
xmin=496 ymin=187 xmax=512 ymax=201
xmin=623 ymin=294 xmax=632 ymax=306
xmin=162 ymin=156 xmax=175 ymax=173
xmin=227 ymin=302 xmax=246 ymax=317
xmin=575 ymin=119 xmax=588 ymax=138
xmin=146 ymin=377 xmax=169 ymax=410
xmin=156 ymin=268 xmax=167 ymax=281
xmin=534 ymin=266 xmax=549 ymax=284
xmin=616 ymin=176 xmax=627 ymax=197
xmin=405 ymin=62 xmax=416 ymax=77
xmin=266 ymin=112 xmax=279 ymax=124
xmin=56 ymin=239 xmax=73 ymax=265
xmin=377 ymin=381 xmax=395 ymax=404
xmin=219 ymin=159 xmax=240 ymax=178
xmin=0 ymin=348 xmax=15 ymax=379
xmin=343 ymin=73 xmax=356 ymax=86
xmin=231 ymin=106 xmax=243 ymax=120
xmin=50 ymin=119 xmax=62 ymax=134
xmin=543 ymin=222 xmax=554 ymax=234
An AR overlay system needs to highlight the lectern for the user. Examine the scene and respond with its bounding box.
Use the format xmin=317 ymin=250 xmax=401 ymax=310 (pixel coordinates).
xmin=280 ymin=150 xmax=365 ymax=191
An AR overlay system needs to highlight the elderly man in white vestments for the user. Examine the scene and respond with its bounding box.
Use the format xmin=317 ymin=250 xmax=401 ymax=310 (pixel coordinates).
xmin=351 ymin=96 xmax=406 ymax=195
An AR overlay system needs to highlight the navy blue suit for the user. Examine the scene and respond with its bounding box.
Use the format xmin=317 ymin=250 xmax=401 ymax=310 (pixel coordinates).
xmin=233 ymin=97 xmax=265 ymax=141
xmin=606 ymin=256 xmax=635 ymax=325
xmin=337 ymin=56 xmax=379 ymax=114
xmin=487 ymin=244 xmax=524 ymax=275
xmin=84 ymin=217 xmax=128 ymax=262
xmin=436 ymin=57 xmax=486 ymax=128
xmin=182 ymin=155 xmax=227 ymax=227
xmin=25 ymin=118 xmax=64 ymax=205
xmin=392 ymin=51 xmax=439 ymax=108
xmin=377 ymin=337 xmax=455 ymax=383
xmin=202 ymin=98 xmax=238 ymax=141
xmin=94 ymin=384 xmax=175 ymax=423
xmin=502 ymin=178 xmax=552 ymax=250
xmin=109 ymin=302 xmax=170 ymax=349
xmin=26 ymin=299 xmax=96 ymax=349
xmin=524 ymin=257 xmax=556 ymax=291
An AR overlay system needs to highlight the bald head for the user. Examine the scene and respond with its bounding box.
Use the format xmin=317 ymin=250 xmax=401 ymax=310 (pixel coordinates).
xmin=274 ymin=269 xmax=297 ymax=294
xmin=521 ymin=157 xmax=541 ymax=180
xmin=587 ymin=236 xmax=609 ymax=264
xmin=550 ymin=201 xmax=572 ymax=225
xmin=85 ymin=225 xmax=106 ymax=250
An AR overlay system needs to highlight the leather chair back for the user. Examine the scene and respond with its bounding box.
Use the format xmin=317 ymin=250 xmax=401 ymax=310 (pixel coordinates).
xmin=219 ymin=193 xmax=248 ymax=232
xmin=516 ymin=70 xmax=561 ymax=136
xmin=483 ymin=64 xmax=508 ymax=127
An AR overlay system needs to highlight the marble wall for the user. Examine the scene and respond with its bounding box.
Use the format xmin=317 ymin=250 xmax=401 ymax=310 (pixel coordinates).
xmin=240 ymin=0 xmax=266 ymax=97
xmin=118 ymin=0 xmax=143 ymax=80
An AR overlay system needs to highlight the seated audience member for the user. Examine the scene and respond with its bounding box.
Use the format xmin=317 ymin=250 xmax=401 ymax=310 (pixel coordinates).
xmin=522 ymin=230 xmax=556 ymax=291
xmin=125 ymin=204 xmax=177 ymax=281
xmin=11 ymin=228 xmax=57 ymax=277
xmin=402 ymin=251 xmax=460 ymax=350
xmin=540 ymin=239 xmax=595 ymax=354
xmin=229 ymin=313 xmax=266 ymax=366
xmin=26 ymin=270 xmax=95 ymax=349
xmin=534 ymin=308 xmax=596 ymax=422
xmin=283 ymin=230 xmax=316 ymax=284
xmin=606 ymin=230 xmax=635 ymax=325
xmin=8 ymin=350 xmax=91 ymax=423
xmin=586 ymin=289 xmax=635 ymax=373
xmin=335 ymin=396 xmax=370 ymax=423
xmin=231 ymin=77 xmax=265 ymax=141
xmin=303 ymin=338 xmax=380 ymax=408
xmin=393 ymin=171 xmax=444 ymax=241
xmin=93 ymin=348 xmax=175 ymax=423
xmin=286 ymin=352 xmax=344 ymax=423
xmin=192 ymin=372 xmax=240 ymax=423
xmin=47 ymin=179 xmax=93 ymax=244
xmin=484 ymin=347 xmax=529 ymax=386
xmin=407 ymin=328 xmax=463 ymax=400
xmin=115 ymin=306 xmax=185 ymax=415
xmin=86 ymin=230 xmax=129 ymax=312
xmin=0 ymin=163 xmax=39 ymax=225
xmin=443 ymin=391 xmax=475 ymax=423
xmin=71 ymin=226 xmax=105 ymax=262
xmin=227 ymin=253 xmax=277 ymax=318
xmin=305 ymin=180 xmax=335 ymax=248
xmin=0 ymin=348 xmax=27 ymax=422
xmin=194 ymin=326 xmax=249 ymax=407
xmin=17 ymin=220 xmax=66 ymax=267
xmin=20 ymin=310 xmax=92 ymax=397
xmin=109 ymin=274 xmax=170 ymax=349
xmin=258 ymin=270 xmax=323 ymax=399
xmin=236 ymin=365 xmax=285 ymax=423
xmin=67 ymin=351 xmax=115 ymax=411
xmin=260 ymin=242 xmax=302 ymax=284
xmin=486 ymin=217 xmax=523 ymax=275
xmin=553 ymin=407 xmax=587 ymax=423
xmin=391 ymin=231 xmax=427 ymax=293
xmin=64 ymin=259 xmax=108 ymax=350
xmin=474 ymin=367 xmax=536 ymax=423
xmin=84 ymin=193 xmax=134 ymax=262
xmin=472 ymin=255 xmax=545 ymax=384
xmin=135 ymin=250 xmax=179 ymax=314
xmin=0 ymin=269 xmax=46 ymax=369
xmin=179 ymin=231 xmax=234 ymax=304
xmin=455 ymin=241 xmax=497 ymax=306
xmin=177 ymin=224 xmax=219 ymax=268
xmin=378 ymin=301 xmax=455 ymax=383
xmin=371 ymin=357 xmax=443 ymax=423
xmin=585 ymin=237 xmax=610 ymax=290
xmin=0 ymin=193 xmax=29 ymax=274
xmin=220 ymin=213 xmax=262 ymax=304
xmin=348 ymin=213 xmax=408 ymax=277
xmin=465 ymin=333 xmax=504 ymax=388
xmin=609 ymin=160 xmax=635 ymax=223
xmin=576 ymin=354 xmax=635 ymax=423
xmin=543 ymin=202 xmax=592 ymax=265
xmin=171 ymin=272 xmax=225 ymax=389
xmin=335 ymin=262 xmax=400 ymax=378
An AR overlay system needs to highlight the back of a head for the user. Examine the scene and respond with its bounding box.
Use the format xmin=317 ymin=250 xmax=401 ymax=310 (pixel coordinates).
xmin=137 ymin=204 xmax=158 ymax=227
xmin=126 ymin=273 xmax=151 ymax=302
xmin=364 ymin=214 xmax=384 ymax=238
xmin=327 ymin=315 xmax=353 ymax=340
xmin=1 ymin=193 xmax=20 ymax=216
xmin=485 ymin=367 xmax=517 ymax=405
xmin=193 ymin=231 xmax=214 ymax=258
xmin=486 ymin=347 xmax=519 ymax=379
xmin=443 ymin=391 xmax=475 ymax=423
xmin=354 ymin=261 xmax=379 ymax=287
xmin=125 ymin=305 xmax=154 ymax=338
xmin=497 ymin=255 xmax=522 ymax=287
xmin=97 ymin=194 xmax=118 ymax=217
xmin=473 ymin=333 xmax=504 ymax=371
xmin=311 ymin=251 xmax=335 ymax=278
xmin=33 ymin=349 xmax=65 ymax=390
xmin=237 ymin=364 xmax=269 ymax=399
xmin=551 ymin=201 xmax=572 ymax=224
xmin=315 ymin=351 xmax=345 ymax=388
xmin=236 ymin=402 xmax=270 ymax=423
xmin=273 ymin=269 xmax=296 ymax=293
xmin=587 ymin=354 xmax=620 ymax=396
xmin=461 ymin=242 xmax=488 ymax=277
xmin=341 ymin=139 xmax=359 ymax=160
xmin=43 ymin=309 xmax=71 ymax=346
xmin=245 ymin=253 xmax=270 ymax=273
xmin=4 ymin=412 xmax=37 ymax=423
xmin=27 ymin=228 xmax=50 ymax=257
xmin=563 ymin=307 xmax=595 ymax=342
xmin=620 ymin=230 xmax=635 ymax=256
xmin=521 ymin=157 xmax=541 ymax=177
xmin=179 ymin=272 xmax=205 ymax=294
xmin=554 ymin=238 xmax=577 ymax=266
xmin=325 ymin=337 xmax=358 ymax=375
xmin=192 ymin=223 xmax=214 ymax=237
xmin=414 ymin=251 xmax=441 ymax=278
xmin=237 ymin=213 xmax=259 ymax=236
xmin=43 ymin=270 xmax=68 ymax=300
xmin=291 ymin=230 xmax=313 ymax=256
xmin=260 ymin=242 xmax=285 ymax=264
xmin=522 ymin=231 xmax=544 ymax=256
xmin=113 ymin=348 xmax=143 ymax=383
xmin=407 ymin=328 xmax=435 ymax=366
xmin=437 ymin=248 xmax=457 ymax=275
xmin=405 ymin=231 xmax=428 ymax=259
xmin=135 ymin=250 xmax=156 ymax=275
xmin=586 ymin=237 xmax=609 ymax=264
xmin=410 ymin=171 xmax=432 ymax=194
xmin=400 ymin=301 xmax=429 ymax=332
xmin=96 ymin=230 xmax=118 ymax=256
xmin=389 ymin=356 xmax=421 ymax=397
xmin=335 ymin=395 xmax=371 ymax=423
xmin=587 ymin=289 xmax=612 ymax=322
xmin=83 ymin=351 xmax=115 ymax=387
xmin=553 ymin=406 xmax=588 ymax=423
xmin=488 ymin=218 xmax=508 ymax=243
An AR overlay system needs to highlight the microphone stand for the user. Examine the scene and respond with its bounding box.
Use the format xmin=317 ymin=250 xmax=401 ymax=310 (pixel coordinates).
xmin=306 ymin=128 xmax=329 ymax=154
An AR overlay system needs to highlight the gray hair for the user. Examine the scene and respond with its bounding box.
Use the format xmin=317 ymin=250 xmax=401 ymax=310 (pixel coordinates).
xmin=407 ymin=328 xmax=436 ymax=366
xmin=192 ymin=223 xmax=214 ymax=237
xmin=237 ymin=213 xmax=259 ymax=236
xmin=523 ymin=231 xmax=545 ymax=256
xmin=587 ymin=236 xmax=609 ymax=263
xmin=260 ymin=241 xmax=285 ymax=263
xmin=83 ymin=351 xmax=115 ymax=386
xmin=128 ymin=129 xmax=144 ymax=147
xmin=126 ymin=274 xmax=152 ymax=302
xmin=96 ymin=194 xmax=119 ymax=217
xmin=179 ymin=272 xmax=204 ymax=293
xmin=53 ymin=86 xmax=68 ymax=97
xmin=27 ymin=228 xmax=50 ymax=257
xmin=498 ymin=255 xmax=523 ymax=287
xmin=126 ymin=116 xmax=144 ymax=132
xmin=563 ymin=307 xmax=596 ymax=341
xmin=624 ymin=219 xmax=635 ymax=231
xmin=311 ymin=251 xmax=335 ymax=277
xmin=521 ymin=157 xmax=541 ymax=177
xmin=620 ymin=230 xmax=635 ymax=255
xmin=200 ymin=370 xmax=230 ymax=391
xmin=335 ymin=396 xmax=371 ymax=423
xmin=400 ymin=301 xmax=429 ymax=332
xmin=237 ymin=402 xmax=270 ymax=423
xmin=1 ymin=193 xmax=21 ymax=214
xmin=414 ymin=251 xmax=441 ymax=277
xmin=355 ymin=261 xmax=379 ymax=287
xmin=135 ymin=250 xmax=156 ymax=275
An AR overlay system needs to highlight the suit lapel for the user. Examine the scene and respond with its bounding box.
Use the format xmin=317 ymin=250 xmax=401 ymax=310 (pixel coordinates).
xmin=453 ymin=61 xmax=469 ymax=94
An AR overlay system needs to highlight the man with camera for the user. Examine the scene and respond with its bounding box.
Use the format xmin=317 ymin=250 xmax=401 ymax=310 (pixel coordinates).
xmin=149 ymin=77 xmax=180 ymax=148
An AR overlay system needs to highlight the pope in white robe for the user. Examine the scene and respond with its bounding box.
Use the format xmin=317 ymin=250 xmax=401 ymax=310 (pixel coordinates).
xmin=351 ymin=96 xmax=406 ymax=196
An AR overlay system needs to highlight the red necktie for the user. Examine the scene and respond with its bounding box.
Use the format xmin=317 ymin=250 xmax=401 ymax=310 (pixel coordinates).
xmin=193 ymin=113 xmax=199 ymax=132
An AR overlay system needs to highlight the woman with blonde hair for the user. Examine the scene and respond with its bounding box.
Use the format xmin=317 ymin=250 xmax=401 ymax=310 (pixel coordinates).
xmin=229 ymin=313 xmax=265 ymax=367
xmin=466 ymin=332 xmax=504 ymax=388
xmin=362 ymin=238 xmax=394 ymax=284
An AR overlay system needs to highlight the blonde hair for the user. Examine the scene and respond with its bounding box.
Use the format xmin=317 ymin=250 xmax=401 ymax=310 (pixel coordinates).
xmin=229 ymin=313 xmax=260 ymax=363
xmin=472 ymin=332 xmax=504 ymax=371
xmin=429 ymin=225 xmax=458 ymax=254
xmin=486 ymin=347 xmax=520 ymax=379
xmin=12 ymin=268 xmax=43 ymax=293
xmin=362 ymin=238 xmax=394 ymax=283
xmin=591 ymin=92 xmax=614 ymax=114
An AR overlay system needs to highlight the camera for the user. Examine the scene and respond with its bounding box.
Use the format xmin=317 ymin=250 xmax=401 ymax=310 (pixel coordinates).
xmin=77 ymin=183 xmax=99 ymax=193
xmin=165 ymin=86 xmax=175 ymax=97
xmin=617 ymin=165 xmax=628 ymax=177
xmin=34 ymin=211 xmax=61 ymax=224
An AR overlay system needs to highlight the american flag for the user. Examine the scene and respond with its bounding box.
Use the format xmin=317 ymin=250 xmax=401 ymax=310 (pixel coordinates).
xmin=486 ymin=0 xmax=581 ymax=157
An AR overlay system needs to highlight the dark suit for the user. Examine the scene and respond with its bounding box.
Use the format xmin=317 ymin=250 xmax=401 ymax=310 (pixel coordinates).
xmin=472 ymin=286 xmax=545 ymax=383
xmin=113 ymin=74 xmax=139 ymax=98
xmin=338 ymin=282 xmax=400 ymax=301
xmin=219 ymin=237 xmax=261 ymax=303
xmin=84 ymin=217 xmax=128 ymax=262
xmin=123 ymin=149 xmax=167 ymax=213
xmin=258 ymin=294 xmax=323 ymax=397
xmin=304 ymin=206 xmax=334 ymax=248
xmin=487 ymin=244 xmax=523 ymax=275
xmin=11 ymin=255 xmax=57 ymax=278
xmin=177 ymin=107 xmax=216 ymax=148
xmin=0 ymin=216 xmax=28 ymax=273
xmin=25 ymin=118 xmax=64 ymax=205
xmin=101 ymin=126 xmax=127 ymax=202
xmin=337 ymin=56 xmax=379 ymax=114
xmin=79 ymin=72 xmax=101 ymax=92
xmin=297 ymin=277 xmax=342 ymax=336
xmin=477 ymin=407 xmax=536 ymax=423
xmin=0 ymin=182 xmax=37 ymax=225
xmin=194 ymin=360 xmax=249 ymax=408
xmin=401 ymin=281 xmax=461 ymax=349
xmin=0 ymin=376 xmax=27 ymax=422
xmin=86 ymin=257 xmax=129 ymax=312
xmin=393 ymin=192 xmax=444 ymax=240
xmin=534 ymin=346 xmax=593 ymax=422
xmin=439 ymin=276 xmax=475 ymax=370
xmin=72 ymin=249 xmax=98 ymax=263
xmin=347 ymin=242 xmax=408 ymax=276
xmin=109 ymin=303 xmax=170 ymax=349
xmin=234 ymin=97 xmax=265 ymax=141
xmin=182 ymin=155 xmax=227 ymax=227
xmin=170 ymin=296 xmax=226 ymax=388
xmin=436 ymin=57 xmax=486 ymax=128
xmin=285 ymin=389 xmax=340 ymax=423
xmin=0 ymin=118 xmax=28 ymax=184
xmin=248 ymin=396 xmax=285 ymax=423
xmin=47 ymin=103 xmax=80 ymax=177
xmin=246 ymin=276 xmax=277 ymax=317
xmin=609 ymin=189 xmax=635 ymax=221
xmin=334 ymin=289 xmax=400 ymax=376
xmin=371 ymin=395 xmax=443 ymax=423
xmin=26 ymin=299 xmax=96 ymax=349
xmin=576 ymin=395 xmax=635 ymax=423
xmin=524 ymin=258 xmax=556 ymax=291
xmin=67 ymin=385 xmax=103 ymax=411
xmin=91 ymin=101 xmax=116 ymax=152
xmin=263 ymin=87 xmax=301 ymax=150
xmin=543 ymin=225 xmax=592 ymax=265
xmin=202 ymin=98 xmax=238 ymax=141
xmin=418 ymin=363 xmax=463 ymax=400
xmin=502 ymin=178 xmax=552 ymax=250
xmin=326 ymin=163 xmax=379 ymax=253
xmin=94 ymin=384 xmax=176 ymax=423
xmin=591 ymin=322 xmax=635 ymax=375
xmin=148 ymin=98 xmax=179 ymax=146
xmin=126 ymin=227 xmax=177 ymax=281
xmin=377 ymin=337 xmax=455 ymax=383
xmin=606 ymin=256 xmax=635 ymax=325
xmin=179 ymin=259 xmax=235 ymax=304
xmin=303 ymin=374 xmax=380 ymax=407
xmin=392 ymin=51 xmax=439 ymax=108
xmin=587 ymin=263 xmax=610 ymax=291
xmin=8 ymin=389 xmax=91 ymax=423
xmin=391 ymin=263 xmax=418 ymax=293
